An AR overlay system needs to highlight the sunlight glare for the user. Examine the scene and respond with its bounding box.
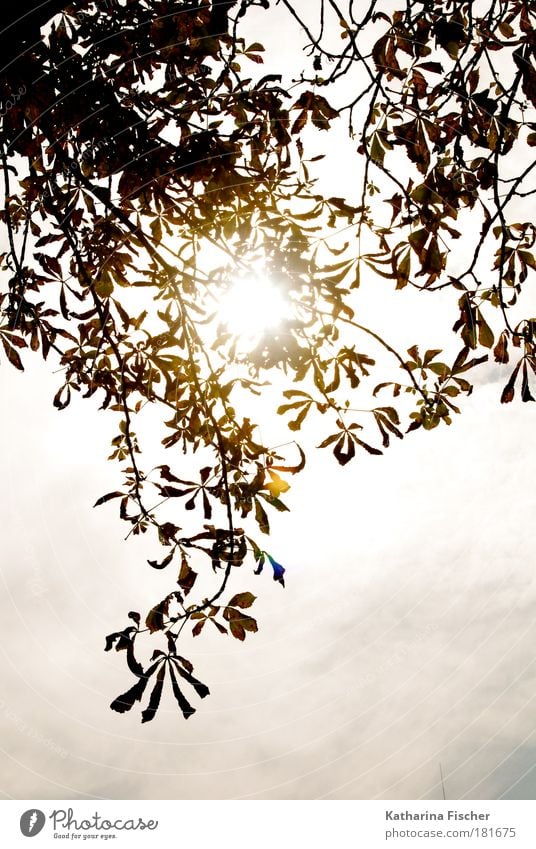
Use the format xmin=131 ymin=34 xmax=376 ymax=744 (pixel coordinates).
xmin=218 ymin=275 xmax=289 ymax=341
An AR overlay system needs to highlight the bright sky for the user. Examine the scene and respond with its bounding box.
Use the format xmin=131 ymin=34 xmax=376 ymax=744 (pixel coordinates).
xmin=1 ymin=0 xmax=536 ymax=802
xmin=1 ymin=353 xmax=536 ymax=800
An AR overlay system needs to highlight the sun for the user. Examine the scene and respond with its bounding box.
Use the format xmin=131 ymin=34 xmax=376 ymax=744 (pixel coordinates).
xmin=217 ymin=275 xmax=290 ymax=341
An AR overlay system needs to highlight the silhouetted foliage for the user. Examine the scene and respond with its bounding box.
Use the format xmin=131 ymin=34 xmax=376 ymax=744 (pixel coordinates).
xmin=1 ymin=0 xmax=535 ymax=721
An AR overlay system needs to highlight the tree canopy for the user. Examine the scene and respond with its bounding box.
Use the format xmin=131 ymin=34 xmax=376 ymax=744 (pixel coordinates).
xmin=1 ymin=0 xmax=535 ymax=722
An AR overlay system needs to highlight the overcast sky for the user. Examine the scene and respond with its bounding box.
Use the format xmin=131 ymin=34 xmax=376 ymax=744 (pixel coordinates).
xmin=1 ymin=0 xmax=536 ymax=802
xmin=1 ymin=353 xmax=536 ymax=800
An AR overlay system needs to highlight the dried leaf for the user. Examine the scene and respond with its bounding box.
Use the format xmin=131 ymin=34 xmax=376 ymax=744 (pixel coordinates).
xmin=141 ymin=664 xmax=166 ymax=724
xmin=228 ymin=592 xmax=256 ymax=609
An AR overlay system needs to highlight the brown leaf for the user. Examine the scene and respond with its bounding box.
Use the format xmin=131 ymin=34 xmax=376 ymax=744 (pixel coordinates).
xmin=333 ymin=434 xmax=355 ymax=466
xmin=177 ymin=556 xmax=197 ymax=596
xmin=228 ymin=592 xmax=256 ymax=609
xmin=501 ymin=361 xmax=521 ymax=404
xmin=229 ymin=620 xmax=246 ymax=641
xmin=94 ymin=491 xmax=123 ymax=507
xmin=493 ymin=332 xmax=509 ymax=364
xmin=145 ymin=595 xmax=174 ymax=633
xmin=1 ymin=336 xmax=24 ymax=371
xmin=141 ymin=664 xmax=166 ymax=724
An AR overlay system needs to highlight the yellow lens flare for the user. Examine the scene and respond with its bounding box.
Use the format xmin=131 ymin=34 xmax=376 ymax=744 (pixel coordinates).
xmin=217 ymin=275 xmax=290 ymax=341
